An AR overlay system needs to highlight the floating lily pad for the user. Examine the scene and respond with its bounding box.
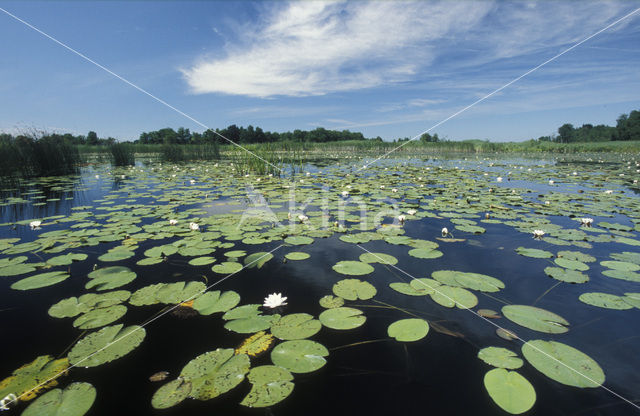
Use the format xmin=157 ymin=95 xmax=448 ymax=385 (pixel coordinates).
xmin=241 ymin=365 xmax=294 ymax=408
xmin=521 ymin=340 xmax=604 ymax=388
xmin=432 ymin=270 xmax=504 ymax=292
xmin=188 ymin=256 xmax=217 ymax=266
xmin=68 ymin=324 xmax=146 ymax=367
xmin=623 ymin=293 xmax=640 ymax=309
xmin=224 ymin=314 xmax=279 ymax=334
xmin=284 ymin=235 xmax=313 ymax=245
xmin=389 ymin=282 xmax=431 ymax=296
xmin=223 ymin=304 xmax=261 ymax=320
xmin=543 ymin=267 xmax=589 ymax=283
xmin=387 ymin=318 xmax=429 ymax=342
xmin=271 ymin=313 xmax=322 ymax=340
xmin=502 ymin=305 xmax=569 ymax=334
xmin=516 ymin=247 xmax=554 ymax=259
xmin=235 ymin=331 xmax=275 ymax=357
xmin=244 ymin=252 xmax=273 ymax=269
xmin=319 ymin=307 xmax=366 ymax=330
xmin=212 ymin=261 xmax=243 ymax=274
xmin=72 ymin=305 xmax=128 ymax=329
xmin=600 ymin=260 xmax=640 ymax=272
xmin=270 ymin=340 xmax=328 ymax=373
xmin=484 ymin=369 xmax=536 ymax=414
xmin=602 ymin=269 xmax=640 ymax=282
xmin=557 ymin=250 xmax=596 ymax=263
xmin=554 ymin=257 xmax=589 ymax=271
xmin=98 ymin=249 xmax=135 ymax=262
xmin=478 ymin=347 xmax=523 ymax=369
xmin=192 ymin=290 xmax=240 ymax=315
xmin=46 ymin=252 xmax=88 ymax=266
xmin=319 ymin=295 xmax=345 ymax=308
xmin=151 ymin=378 xmax=192 ymax=410
xmin=180 ymin=349 xmax=250 ymax=400
xmin=359 ymin=252 xmax=398 ymax=265
xmin=430 ymin=286 xmax=478 ymax=309
xmin=408 ymin=248 xmax=443 ymax=259
xmin=332 ymin=261 xmax=374 ymax=276
xmin=21 ymin=382 xmax=96 ymax=416
xmin=578 ymin=292 xmax=633 ymax=310
xmin=86 ymin=266 xmax=136 ymax=291
xmin=332 ymin=279 xmax=377 ymax=301
xmin=285 ymin=252 xmax=310 ymax=261
xmin=11 ymin=271 xmax=70 ymax=291
xmin=0 ymin=355 xmax=69 ymax=402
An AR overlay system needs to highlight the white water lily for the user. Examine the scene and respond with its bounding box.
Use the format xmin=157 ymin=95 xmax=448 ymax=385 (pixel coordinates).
xmin=190 ymin=179 xmax=196 ymax=184
xmin=391 ymin=188 xmax=398 ymax=193
xmin=95 ymin=174 xmax=100 ymax=179
xmin=0 ymin=393 xmax=17 ymax=411
xmin=604 ymin=190 xmax=613 ymax=194
xmin=263 ymin=293 xmax=287 ymax=308
xmin=407 ymin=209 xmax=417 ymax=216
xmin=533 ymin=229 xmax=545 ymax=239
xmin=189 ymin=222 xmax=200 ymax=231
xmin=580 ymin=218 xmax=594 ymax=227
xmin=398 ymin=215 xmax=406 ymax=223
xmin=548 ymin=180 xmax=554 ymax=185
xmin=380 ymin=185 xmax=385 ymax=189
xmin=298 ymin=214 xmax=308 ymax=222
xmin=121 ymin=175 xmax=126 ymax=179
xmin=29 ymin=220 xmax=41 ymax=230
xmin=341 ymin=191 xmax=349 ymax=197
xmin=544 ymin=201 xmax=550 ymax=205
xmin=496 ymin=177 xmax=503 ymax=182
xmin=169 ymin=219 xmax=178 ymax=226
xmin=441 ymin=227 xmax=449 ymax=237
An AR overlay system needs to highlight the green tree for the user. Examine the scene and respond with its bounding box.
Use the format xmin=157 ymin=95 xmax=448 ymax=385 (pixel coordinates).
xmin=86 ymin=131 xmax=99 ymax=145
xmin=557 ymin=123 xmax=574 ymax=143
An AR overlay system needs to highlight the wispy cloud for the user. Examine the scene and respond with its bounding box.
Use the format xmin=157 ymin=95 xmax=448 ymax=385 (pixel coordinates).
xmin=182 ymin=1 xmax=636 ymax=98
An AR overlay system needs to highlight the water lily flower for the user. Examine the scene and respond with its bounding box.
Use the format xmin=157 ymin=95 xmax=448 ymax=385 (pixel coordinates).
xmin=121 ymin=175 xmax=126 ymax=179
xmin=580 ymin=218 xmax=593 ymax=227
xmin=407 ymin=209 xmax=417 ymax=215
xmin=548 ymin=180 xmax=554 ymax=185
xmin=0 ymin=393 xmax=17 ymax=410
xmin=441 ymin=227 xmax=449 ymax=237
xmin=496 ymin=177 xmax=503 ymax=182
xmin=341 ymin=191 xmax=349 ymax=197
xmin=398 ymin=215 xmax=406 ymax=223
xmin=29 ymin=220 xmax=41 ymax=230
xmin=190 ymin=179 xmax=196 ymax=184
xmin=298 ymin=214 xmax=308 ymax=222
xmin=169 ymin=219 xmax=178 ymax=226
xmin=604 ymin=190 xmax=613 ymax=194
xmin=533 ymin=229 xmax=545 ymax=239
xmin=392 ymin=188 xmax=398 ymax=193
xmin=95 ymin=174 xmax=100 ymax=179
xmin=333 ymin=221 xmax=339 ymax=227
xmin=544 ymin=201 xmax=550 ymax=205
xmin=263 ymin=293 xmax=287 ymax=308
xmin=189 ymin=222 xmax=200 ymax=231
xmin=380 ymin=185 xmax=385 ymax=189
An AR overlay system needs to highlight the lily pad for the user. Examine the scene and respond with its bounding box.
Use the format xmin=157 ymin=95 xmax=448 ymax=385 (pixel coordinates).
xmin=554 ymin=257 xmax=589 ymax=271
xmin=432 ymin=270 xmax=505 ymax=292
xmin=240 ymin=365 xmax=294 ymax=408
xmin=188 ymin=256 xmax=217 ymax=266
xmin=72 ymin=305 xmax=128 ymax=329
xmin=180 ymin=349 xmax=250 ymax=400
xmin=151 ymin=378 xmax=192 ymax=410
xmin=235 ymin=331 xmax=275 ymax=357
xmin=284 ymin=235 xmax=313 ymax=245
xmin=0 ymin=355 xmax=69 ymax=402
xmin=224 ymin=314 xmax=279 ymax=334
xmin=212 ymin=261 xmax=243 ymax=274
xmin=319 ymin=307 xmax=366 ymax=330
xmin=68 ymin=324 xmax=146 ymax=367
xmin=86 ymin=266 xmax=136 ymax=291
xmin=389 ymin=282 xmax=431 ymax=296
xmin=319 ymin=295 xmax=345 ymax=308
xmin=521 ymin=340 xmax=604 ymax=388
xmin=244 ymin=252 xmax=274 ymax=269
xmin=11 ymin=271 xmax=70 ymax=291
xmin=387 ymin=318 xmax=429 ymax=342
xmin=516 ymin=247 xmax=554 ymax=259
xmin=285 ymin=252 xmax=310 ymax=261
xmin=270 ymin=340 xmax=329 ymax=373
xmin=271 ymin=313 xmax=322 ymax=340
xmin=46 ymin=252 xmax=88 ymax=266
xmin=502 ymin=305 xmax=569 ymax=334
xmin=192 ymin=290 xmax=240 ymax=315
xmin=600 ymin=260 xmax=640 ymax=272
xmin=543 ymin=267 xmax=589 ymax=283
xmin=408 ymin=248 xmax=443 ymax=259
xmin=578 ymin=292 xmax=633 ymax=310
xmin=332 ymin=261 xmax=374 ymax=276
xmin=484 ymin=369 xmax=536 ymax=414
xmin=21 ymin=382 xmax=96 ymax=416
xmin=359 ymin=252 xmax=398 ymax=265
xmin=430 ymin=286 xmax=478 ymax=309
xmin=478 ymin=347 xmax=523 ymax=369
xmin=332 ymin=279 xmax=377 ymax=301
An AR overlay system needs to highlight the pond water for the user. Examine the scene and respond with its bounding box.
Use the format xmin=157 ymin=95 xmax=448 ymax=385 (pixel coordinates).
xmin=1 ymin=153 xmax=639 ymax=415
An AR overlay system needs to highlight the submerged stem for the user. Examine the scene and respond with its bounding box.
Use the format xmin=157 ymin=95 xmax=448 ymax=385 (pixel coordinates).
xmin=532 ymin=281 xmax=562 ymax=306
xmin=330 ymin=338 xmax=392 ymax=351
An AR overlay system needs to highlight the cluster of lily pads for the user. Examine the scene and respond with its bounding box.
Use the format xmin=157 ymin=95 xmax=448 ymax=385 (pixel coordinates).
xmin=0 ymin=154 xmax=638 ymax=415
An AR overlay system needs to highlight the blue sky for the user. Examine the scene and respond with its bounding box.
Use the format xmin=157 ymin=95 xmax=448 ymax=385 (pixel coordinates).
xmin=1 ymin=1 xmax=639 ymax=142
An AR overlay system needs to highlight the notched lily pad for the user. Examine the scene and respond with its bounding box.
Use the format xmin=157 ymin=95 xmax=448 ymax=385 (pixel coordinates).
xmin=502 ymin=305 xmax=569 ymax=334
xmin=270 ymin=340 xmax=328 ymax=373
xmin=387 ymin=318 xmax=429 ymax=342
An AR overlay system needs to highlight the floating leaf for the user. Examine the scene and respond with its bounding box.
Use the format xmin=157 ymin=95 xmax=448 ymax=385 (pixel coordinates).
xmin=284 ymin=235 xmax=313 ymax=245
xmin=86 ymin=266 xmax=136 ymax=291
xmin=600 ymin=260 xmax=640 ymax=272
xmin=235 ymin=331 xmax=275 ymax=357
xmin=0 ymin=355 xmax=69 ymax=402
xmin=271 ymin=313 xmax=322 ymax=340
xmin=224 ymin=314 xmax=279 ymax=334
xmin=241 ymin=365 xmax=294 ymax=408
xmin=389 ymin=282 xmax=431 ymax=296
xmin=484 ymin=369 xmax=536 ymax=414
xmin=180 ymin=349 xmax=250 ymax=400
xmin=285 ymin=252 xmax=310 ymax=261
xmin=543 ymin=266 xmax=589 ymax=283
xmin=557 ymin=250 xmax=596 ymax=263
xmin=319 ymin=307 xmax=366 ymax=330
xmin=46 ymin=252 xmax=88 ymax=266
xmin=478 ymin=309 xmax=501 ymax=319
xmin=11 ymin=271 xmax=70 ymax=291
xmin=271 ymin=340 xmax=328 ymax=373
xmin=521 ymin=340 xmax=604 ymax=388
xmin=192 ymin=290 xmax=240 ymax=315
xmin=478 ymin=347 xmax=523 ymax=369
xmin=359 ymin=252 xmax=398 ymax=265
xmin=496 ymin=328 xmax=518 ymax=341
xmin=554 ymin=257 xmax=589 ymax=271
xmin=602 ymin=269 xmax=640 ymax=282
xmin=212 ymin=261 xmax=243 ymax=274
xmin=408 ymin=248 xmax=443 ymax=259
xmin=332 ymin=279 xmax=377 ymax=301
xmin=578 ymin=292 xmax=633 ymax=310
xmin=432 ymin=270 xmax=504 ymax=292
xmin=516 ymin=247 xmax=554 ymax=259
xmin=188 ymin=256 xmax=217 ymax=266
xmin=502 ymin=305 xmax=568 ymax=334
xmin=21 ymin=382 xmax=96 ymax=416
xmin=68 ymin=324 xmax=145 ymax=367
xmin=332 ymin=261 xmax=374 ymax=276
xmin=151 ymin=378 xmax=192 ymax=410
xmin=319 ymin=295 xmax=345 ymax=308
xmin=430 ymin=286 xmax=478 ymax=309
xmin=223 ymin=304 xmax=261 ymax=320
xmin=387 ymin=318 xmax=429 ymax=342
xmin=72 ymin=305 xmax=128 ymax=329
xmin=623 ymin=293 xmax=640 ymax=309
xmin=244 ymin=252 xmax=273 ymax=269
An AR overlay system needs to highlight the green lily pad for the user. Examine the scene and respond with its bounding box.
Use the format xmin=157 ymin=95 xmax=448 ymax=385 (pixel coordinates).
xmin=484 ymin=369 xmax=536 ymax=414
xmin=319 ymin=295 xmax=345 ymax=308
xmin=543 ymin=267 xmax=589 ymax=283
xmin=244 ymin=252 xmax=273 ymax=269
xmin=192 ymin=290 xmax=240 ymax=315
xmin=285 ymin=252 xmax=310 ymax=261
xmin=188 ymin=256 xmax=217 ymax=266
xmin=521 ymin=340 xmax=604 ymax=388
xmin=223 ymin=304 xmax=261 ymax=320
xmin=224 ymin=314 xmax=279 ymax=334
xmin=610 ymin=252 xmax=640 ymax=264
xmin=86 ymin=266 xmax=136 ymax=291
xmin=432 ymin=270 xmax=505 ymax=292
xmin=332 ymin=261 xmax=374 ymax=276
xmin=389 ymin=282 xmax=431 ymax=296
xmin=72 ymin=305 xmax=128 ymax=329
xmin=359 ymin=252 xmax=398 ymax=265
xmin=502 ymin=305 xmax=569 ymax=334
xmin=21 ymin=382 xmax=96 ymax=416
xmin=180 ymin=349 xmax=250 ymax=400
xmin=557 ymin=250 xmax=596 ymax=263
xmin=319 ymin=307 xmax=366 ymax=330
xmin=270 ymin=340 xmax=328 ymax=373
xmin=97 ymin=249 xmax=135 ymax=262
xmin=284 ymin=235 xmax=314 ymax=245
xmin=387 ymin=318 xmax=429 ymax=342
xmin=11 ymin=271 xmax=70 ymax=291
xmin=151 ymin=378 xmax=192 ymax=410
xmin=0 ymin=355 xmax=69 ymax=402
xmin=68 ymin=324 xmax=146 ymax=367
xmin=430 ymin=286 xmax=478 ymax=309
xmin=554 ymin=257 xmax=589 ymax=271
xmin=516 ymin=247 xmax=554 ymax=259
xmin=332 ymin=279 xmax=377 ymax=300
xmin=600 ymin=260 xmax=640 ymax=272
xmin=240 ymin=365 xmax=294 ymax=408
xmin=271 ymin=313 xmax=322 ymax=340
xmin=623 ymin=293 xmax=640 ymax=309
xmin=478 ymin=347 xmax=523 ymax=369
xmin=408 ymin=248 xmax=443 ymax=259
xmin=602 ymin=269 xmax=640 ymax=282
xmin=212 ymin=261 xmax=243 ymax=274
xmin=46 ymin=252 xmax=88 ymax=266
xmin=578 ymin=292 xmax=633 ymax=310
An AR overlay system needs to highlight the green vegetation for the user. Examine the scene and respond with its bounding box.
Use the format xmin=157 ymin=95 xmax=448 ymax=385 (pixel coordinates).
xmin=109 ymin=142 xmax=135 ymax=166
xmin=0 ymin=133 xmax=80 ymax=177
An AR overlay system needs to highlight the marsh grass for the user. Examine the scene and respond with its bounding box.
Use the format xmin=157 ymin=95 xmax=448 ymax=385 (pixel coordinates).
xmin=110 ymin=143 xmax=135 ymax=166
xmin=0 ymin=135 xmax=80 ymax=177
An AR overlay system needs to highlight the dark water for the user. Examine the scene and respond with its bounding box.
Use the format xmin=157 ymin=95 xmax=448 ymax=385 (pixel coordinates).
xmin=1 ymin=159 xmax=640 ymax=416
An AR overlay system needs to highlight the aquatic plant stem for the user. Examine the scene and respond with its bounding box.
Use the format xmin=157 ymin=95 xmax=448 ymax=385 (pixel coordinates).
xmin=532 ymin=281 xmax=563 ymax=306
xmin=330 ymin=338 xmax=392 ymax=352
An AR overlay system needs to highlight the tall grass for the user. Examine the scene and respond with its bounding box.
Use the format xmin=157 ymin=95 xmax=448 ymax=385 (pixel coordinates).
xmin=0 ymin=135 xmax=80 ymax=177
xmin=110 ymin=143 xmax=135 ymax=166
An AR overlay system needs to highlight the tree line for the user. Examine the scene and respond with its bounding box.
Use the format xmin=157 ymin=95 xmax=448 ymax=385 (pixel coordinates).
xmin=537 ymin=110 xmax=639 ymax=143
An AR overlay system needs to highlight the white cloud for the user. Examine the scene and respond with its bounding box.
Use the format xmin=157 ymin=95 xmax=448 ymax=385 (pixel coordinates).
xmin=183 ymin=1 xmax=636 ymax=98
